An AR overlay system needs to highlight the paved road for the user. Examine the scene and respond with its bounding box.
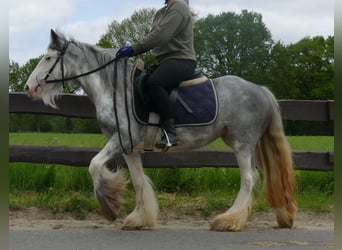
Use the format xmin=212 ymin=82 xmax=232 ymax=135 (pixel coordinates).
xmin=10 ymin=228 xmax=334 ymax=250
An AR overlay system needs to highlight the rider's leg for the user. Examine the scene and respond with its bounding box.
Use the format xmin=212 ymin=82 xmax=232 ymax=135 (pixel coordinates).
xmin=147 ymin=58 xmax=197 ymax=148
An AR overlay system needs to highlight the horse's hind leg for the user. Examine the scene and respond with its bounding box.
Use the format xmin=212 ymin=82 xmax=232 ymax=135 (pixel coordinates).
xmin=210 ymin=148 xmax=258 ymax=231
xmin=122 ymin=152 xmax=159 ymax=230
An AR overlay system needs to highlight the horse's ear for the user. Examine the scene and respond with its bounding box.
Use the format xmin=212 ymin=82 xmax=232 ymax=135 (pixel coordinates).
xmin=50 ymin=29 xmax=59 ymax=43
xmin=50 ymin=29 xmax=62 ymax=50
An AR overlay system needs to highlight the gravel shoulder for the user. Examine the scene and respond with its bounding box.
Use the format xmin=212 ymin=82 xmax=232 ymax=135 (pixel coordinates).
xmin=9 ymin=208 xmax=334 ymax=231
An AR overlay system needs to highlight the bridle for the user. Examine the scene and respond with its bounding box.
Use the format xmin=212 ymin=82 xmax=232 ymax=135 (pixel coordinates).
xmin=43 ymin=41 xmax=70 ymax=88
xmin=43 ymin=40 xmax=119 ymax=87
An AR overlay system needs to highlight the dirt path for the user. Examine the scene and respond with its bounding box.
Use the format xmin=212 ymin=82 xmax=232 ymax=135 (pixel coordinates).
xmin=9 ymin=208 xmax=334 ymax=231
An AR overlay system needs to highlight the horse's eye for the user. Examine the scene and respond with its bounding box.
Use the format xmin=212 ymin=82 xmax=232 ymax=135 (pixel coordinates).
xmin=45 ymin=56 xmax=51 ymax=61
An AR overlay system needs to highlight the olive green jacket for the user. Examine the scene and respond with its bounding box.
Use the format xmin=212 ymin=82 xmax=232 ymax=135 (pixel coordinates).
xmin=132 ymin=0 xmax=196 ymax=63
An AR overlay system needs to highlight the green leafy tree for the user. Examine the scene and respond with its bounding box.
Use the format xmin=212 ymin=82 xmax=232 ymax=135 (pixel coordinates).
xmin=267 ymin=36 xmax=334 ymax=100
xmin=267 ymin=36 xmax=334 ymax=135
xmin=265 ymin=42 xmax=297 ymax=98
xmin=194 ymin=10 xmax=273 ymax=81
xmin=9 ymin=60 xmax=20 ymax=92
xmin=9 ymin=57 xmax=42 ymax=92
xmin=287 ymin=36 xmax=334 ymax=100
xmin=97 ymin=8 xmax=157 ymax=65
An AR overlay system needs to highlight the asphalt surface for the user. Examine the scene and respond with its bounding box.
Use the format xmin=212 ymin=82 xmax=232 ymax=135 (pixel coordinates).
xmin=10 ymin=228 xmax=334 ymax=250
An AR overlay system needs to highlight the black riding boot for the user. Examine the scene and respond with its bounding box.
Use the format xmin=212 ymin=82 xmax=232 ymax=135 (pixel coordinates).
xmin=156 ymin=118 xmax=179 ymax=149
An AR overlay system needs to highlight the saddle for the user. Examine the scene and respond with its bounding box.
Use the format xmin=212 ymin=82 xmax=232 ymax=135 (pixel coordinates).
xmin=132 ymin=59 xmax=218 ymax=127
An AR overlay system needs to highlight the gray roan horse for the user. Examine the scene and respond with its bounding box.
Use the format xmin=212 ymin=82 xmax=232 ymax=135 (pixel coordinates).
xmin=25 ymin=30 xmax=297 ymax=231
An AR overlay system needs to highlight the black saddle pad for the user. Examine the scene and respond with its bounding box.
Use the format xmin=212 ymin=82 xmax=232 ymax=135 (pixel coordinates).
xmin=132 ymin=78 xmax=218 ymax=127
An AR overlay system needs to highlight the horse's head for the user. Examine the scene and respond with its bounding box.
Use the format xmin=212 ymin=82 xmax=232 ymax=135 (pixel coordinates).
xmin=24 ymin=29 xmax=73 ymax=108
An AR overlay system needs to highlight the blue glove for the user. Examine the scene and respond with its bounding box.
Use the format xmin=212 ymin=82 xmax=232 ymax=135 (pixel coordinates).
xmin=116 ymin=45 xmax=133 ymax=59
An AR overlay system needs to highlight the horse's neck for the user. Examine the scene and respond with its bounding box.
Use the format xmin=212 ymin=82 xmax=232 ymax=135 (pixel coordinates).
xmin=80 ymin=74 xmax=111 ymax=106
xmin=78 ymin=60 xmax=135 ymax=121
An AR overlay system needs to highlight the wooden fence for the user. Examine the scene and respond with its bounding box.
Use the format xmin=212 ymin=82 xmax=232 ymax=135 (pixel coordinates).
xmin=9 ymin=92 xmax=334 ymax=171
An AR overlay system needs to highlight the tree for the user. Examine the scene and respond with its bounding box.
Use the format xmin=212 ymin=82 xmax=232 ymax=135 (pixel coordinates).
xmin=266 ymin=36 xmax=334 ymax=135
xmin=265 ymin=42 xmax=297 ymax=98
xmin=287 ymin=36 xmax=334 ymax=100
xmin=267 ymin=36 xmax=334 ymax=100
xmin=9 ymin=60 xmax=20 ymax=92
xmin=9 ymin=57 xmax=42 ymax=92
xmin=194 ymin=10 xmax=273 ymax=81
xmin=97 ymin=8 xmax=157 ymax=65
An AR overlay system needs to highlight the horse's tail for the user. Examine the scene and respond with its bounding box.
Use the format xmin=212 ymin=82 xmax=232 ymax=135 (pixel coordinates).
xmin=256 ymin=86 xmax=298 ymax=228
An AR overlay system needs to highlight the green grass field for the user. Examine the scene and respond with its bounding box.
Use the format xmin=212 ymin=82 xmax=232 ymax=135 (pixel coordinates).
xmin=9 ymin=133 xmax=334 ymax=217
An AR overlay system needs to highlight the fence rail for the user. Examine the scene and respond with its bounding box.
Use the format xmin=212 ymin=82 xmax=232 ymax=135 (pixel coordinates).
xmin=9 ymin=92 xmax=335 ymax=121
xmin=9 ymin=145 xmax=334 ymax=171
xmin=9 ymin=93 xmax=334 ymax=171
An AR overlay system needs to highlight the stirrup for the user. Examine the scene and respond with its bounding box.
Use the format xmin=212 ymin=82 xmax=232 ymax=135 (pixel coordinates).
xmin=163 ymin=129 xmax=173 ymax=148
xmin=155 ymin=128 xmax=178 ymax=150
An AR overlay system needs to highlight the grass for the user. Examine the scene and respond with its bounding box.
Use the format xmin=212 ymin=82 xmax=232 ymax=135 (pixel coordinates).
xmin=9 ymin=133 xmax=334 ymax=218
xmin=9 ymin=133 xmax=107 ymax=147
xmin=208 ymin=136 xmax=333 ymax=151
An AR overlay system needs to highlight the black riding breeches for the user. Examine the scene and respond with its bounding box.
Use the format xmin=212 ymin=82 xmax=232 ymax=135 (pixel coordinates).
xmin=147 ymin=58 xmax=197 ymax=120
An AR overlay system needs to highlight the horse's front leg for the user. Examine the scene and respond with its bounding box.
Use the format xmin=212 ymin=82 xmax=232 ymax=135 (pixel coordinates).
xmin=122 ymin=152 xmax=159 ymax=230
xmin=210 ymin=149 xmax=259 ymax=231
xmin=88 ymin=138 xmax=126 ymax=221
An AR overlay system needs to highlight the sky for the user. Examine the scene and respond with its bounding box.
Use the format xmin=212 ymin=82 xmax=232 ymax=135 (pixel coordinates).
xmin=9 ymin=0 xmax=334 ymax=65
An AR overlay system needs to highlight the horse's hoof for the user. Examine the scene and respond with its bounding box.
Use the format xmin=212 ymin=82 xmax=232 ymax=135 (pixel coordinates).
xmin=210 ymin=212 xmax=247 ymax=232
xmin=94 ymin=169 xmax=126 ymax=221
xmin=275 ymin=207 xmax=296 ymax=228
xmin=122 ymin=213 xmax=156 ymax=230
xmin=121 ymin=219 xmax=149 ymax=230
xmin=94 ymin=190 xmax=117 ymax=219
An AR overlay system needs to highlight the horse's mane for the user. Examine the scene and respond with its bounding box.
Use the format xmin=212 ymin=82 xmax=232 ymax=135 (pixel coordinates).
xmin=53 ymin=30 xmax=117 ymax=66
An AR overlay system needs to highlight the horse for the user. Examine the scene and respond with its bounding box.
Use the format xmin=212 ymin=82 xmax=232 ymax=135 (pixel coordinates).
xmin=24 ymin=29 xmax=297 ymax=231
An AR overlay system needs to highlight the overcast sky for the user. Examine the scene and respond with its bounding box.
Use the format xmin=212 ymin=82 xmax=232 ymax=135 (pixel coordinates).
xmin=9 ymin=0 xmax=334 ymax=65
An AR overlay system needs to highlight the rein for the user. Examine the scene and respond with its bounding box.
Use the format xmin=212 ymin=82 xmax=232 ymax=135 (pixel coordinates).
xmin=45 ymin=39 xmax=134 ymax=154
xmin=113 ymin=59 xmax=134 ymax=154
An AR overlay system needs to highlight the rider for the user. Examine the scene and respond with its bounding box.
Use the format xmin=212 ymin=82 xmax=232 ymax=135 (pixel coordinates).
xmin=116 ymin=0 xmax=197 ymax=149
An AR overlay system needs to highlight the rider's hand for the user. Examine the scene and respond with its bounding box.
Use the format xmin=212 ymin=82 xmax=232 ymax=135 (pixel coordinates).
xmin=116 ymin=45 xmax=134 ymax=59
